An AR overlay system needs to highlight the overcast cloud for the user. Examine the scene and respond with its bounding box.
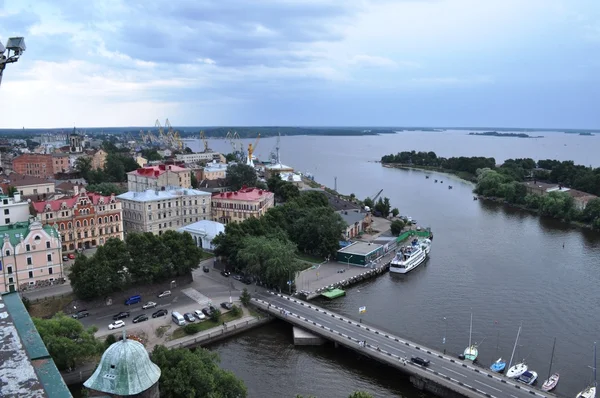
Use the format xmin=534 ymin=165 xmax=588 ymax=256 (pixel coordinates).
xmin=0 ymin=0 xmax=598 ymax=128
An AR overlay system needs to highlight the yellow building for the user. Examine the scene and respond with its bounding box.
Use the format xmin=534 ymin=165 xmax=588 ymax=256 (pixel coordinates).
xmin=91 ymin=149 xmax=107 ymax=170
xmin=135 ymin=156 xmax=148 ymax=168
xmin=211 ymin=187 xmax=274 ymax=224
xmin=127 ymin=164 xmax=191 ymax=192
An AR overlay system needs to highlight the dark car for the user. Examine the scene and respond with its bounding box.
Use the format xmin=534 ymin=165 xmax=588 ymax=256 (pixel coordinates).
xmin=220 ymin=302 xmax=233 ymax=310
xmin=203 ymin=265 xmax=210 ymax=272
xmin=208 ymin=305 xmax=217 ymax=314
xmin=220 ymin=270 xmax=231 ymax=277
xmin=63 ymin=255 xmax=69 ymax=261
xmin=184 ymin=313 xmax=196 ymax=322
xmin=242 ymin=278 xmax=253 ymax=285
xmin=113 ymin=311 xmax=130 ymax=320
xmin=201 ymin=307 xmax=211 ymax=317
xmin=410 ymin=356 xmax=430 ymax=367
xmin=71 ymin=310 xmax=90 ymax=319
xmin=133 ymin=314 xmax=148 ymax=323
xmin=152 ymin=309 xmax=168 ymax=318
xmin=232 ymin=275 xmax=242 ymax=281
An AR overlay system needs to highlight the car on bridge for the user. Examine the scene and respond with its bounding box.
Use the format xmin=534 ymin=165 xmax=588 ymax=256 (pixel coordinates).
xmin=133 ymin=314 xmax=148 ymax=323
xmin=142 ymin=301 xmax=157 ymax=309
xmin=410 ymin=356 xmax=430 ymax=367
xmin=152 ymin=309 xmax=168 ymax=318
xmin=113 ymin=311 xmax=130 ymax=320
xmin=108 ymin=320 xmax=125 ymax=330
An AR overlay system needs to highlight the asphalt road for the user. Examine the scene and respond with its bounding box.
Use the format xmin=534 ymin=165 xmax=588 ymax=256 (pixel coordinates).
xmin=255 ymin=292 xmax=552 ymax=398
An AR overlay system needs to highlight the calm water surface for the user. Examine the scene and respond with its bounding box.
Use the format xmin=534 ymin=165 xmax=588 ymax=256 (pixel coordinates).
xmin=189 ymin=131 xmax=600 ymax=398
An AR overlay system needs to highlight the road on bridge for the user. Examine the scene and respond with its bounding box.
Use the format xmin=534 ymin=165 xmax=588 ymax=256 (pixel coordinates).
xmin=255 ymin=292 xmax=552 ymax=398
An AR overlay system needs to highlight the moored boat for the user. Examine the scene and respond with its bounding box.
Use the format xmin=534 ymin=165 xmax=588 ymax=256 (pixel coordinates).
xmin=541 ymin=373 xmax=559 ymax=391
xmin=463 ymin=312 xmax=478 ymax=362
xmin=389 ymin=238 xmax=431 ymax=274
xmin=507 ymin=362 xmax=528 ymax=378
xmin=518 ymin=370 xmax=538 ymax=385
xmin=576 ymin=342 xmax=597 ymax=398
xmin=490 ymin=358 xmax=506 ymax=373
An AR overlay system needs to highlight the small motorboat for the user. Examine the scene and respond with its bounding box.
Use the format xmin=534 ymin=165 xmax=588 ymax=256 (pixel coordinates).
xmin=507 ymin=362 xmax=528 ymax=378
xmin=473 ymin=196 xmax=478 ymax=200
xmin=490 ymin=358 xmax=506 ymax=373
xmin=448 ymin=185 xmax=453 ymax=189
xmin=434 ymin=179 xmax=438 ymax=183
xmin=440 ymin=180 xmax=443 ymax=183
xmin=576 ymin=386 xmax=596 ymax=398
xmin=425 ymin=175 xmax=430 ymax=179
xmin=541 ymin=373 xmax=559 ymax=391
xmin=518 ymin=370 xmax=538 ymax=385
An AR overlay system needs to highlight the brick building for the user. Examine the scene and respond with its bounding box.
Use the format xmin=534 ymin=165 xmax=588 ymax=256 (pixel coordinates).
xmin=32 ymin=189 xmax=124 ymax=252
xmin=127 ymin=165 xmax=191 ymax=192
xmin=12 ymin=153 xmax=69 ymax=178
xmin=211 ymin=187 xmax=274 ymax=224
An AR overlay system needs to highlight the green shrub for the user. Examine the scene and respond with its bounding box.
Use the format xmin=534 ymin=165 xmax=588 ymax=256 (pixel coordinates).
xmin=231 ymin=305 xmax=242 ymax=317
xmin=184 ymin=323 xmax=202 ymax=335
xmin=210 ymin=309 xmax=221 ymax=323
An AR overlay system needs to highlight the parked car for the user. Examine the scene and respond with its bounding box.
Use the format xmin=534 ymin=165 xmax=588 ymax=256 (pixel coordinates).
xmin=152 ymin=309 xmax=168 ymax=318
xmin=71 ymin=310 xmax=89 ymax=319
xmin=142 ymin=301 xmax=157 ymax=309
xmin=220 ymin=270 xmax=231 ymax=277
xmin=203 ymin=265 xmax=210 ymax=273
xmin=220 ymin=302 xmax=233 ymax=310
xmin=112 ymin=311 xmax=130 ymax=320
xmin=201 ymin=307 xmax=211 ymax=317
xmin=232 ymin=275 xmax=242 ymax=281
xmin=133 ymin=314 xmax=148 ymax=323
xmin=410 ymin=356 xmax=430 ymax=367
xmin=194 ymin=310 xmax=206 ymax=321
xmin=184 ymin=313 xmax=196 ymax=323
xmin=62 ymin=255 xmax=69 ymax=261
xmin=158 ymin=290 xmax=171 ymax=298
xmin=68 ymin=253 xmax=76 ymax=259
xmin=242 ymin=277 xmax=253 ymax=285
xmin=108 ymin=320 xmax=125 ymax=330
xmin=209 ymin=305 xmax=217 ymax=314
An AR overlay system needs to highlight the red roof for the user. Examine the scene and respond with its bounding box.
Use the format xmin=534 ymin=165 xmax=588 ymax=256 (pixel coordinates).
xmin=128 ymin=164 xmax=188 ymax=179
xmin=33 ymin=191 xmax=115 ymax=212
xmin=212 ymin=187 xmax=274 ymax=201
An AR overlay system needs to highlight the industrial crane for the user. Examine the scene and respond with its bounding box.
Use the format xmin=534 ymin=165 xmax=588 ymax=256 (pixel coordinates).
xmin=371 ymin=189 xmax=383 ymax=203
xmin=200 ymin=131 xmax=210 ymax=152
xmin=247 ymin=133 xmax=260 ymax=167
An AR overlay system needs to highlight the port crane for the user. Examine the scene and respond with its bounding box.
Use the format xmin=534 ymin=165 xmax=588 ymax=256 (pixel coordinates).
xmin=247 ymin=134 xmax=260 ymax=167
xmin=371 ymin=189 xmax=383 ymax=203
xmin=226 ymin=131 xmax=244 ymax=161
xmin=199 ymin=131 xmax=211 ymax=152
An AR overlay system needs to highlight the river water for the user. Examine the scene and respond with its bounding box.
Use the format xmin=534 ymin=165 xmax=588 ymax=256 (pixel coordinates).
xmin=187 ymin=131 xmax=600 ymax=398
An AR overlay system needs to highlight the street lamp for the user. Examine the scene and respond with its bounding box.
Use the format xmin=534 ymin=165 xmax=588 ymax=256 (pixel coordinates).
xmin=443 ymin=317 xmax=448 ymax=354
xmin=346 ymin=255 xmax=353 ymax=269
xmin=0 ymin=36 xmax=26 ymax=87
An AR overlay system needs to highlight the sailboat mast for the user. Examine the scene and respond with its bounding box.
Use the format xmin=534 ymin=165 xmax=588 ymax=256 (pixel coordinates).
xmin=594 ymin=342 xmax=597 ymax=386
xmin=468 ymin=312 xmax=473 ymax=348
xmin=547 ymin=337 xmax=556 ymax=381
xmin=508 ymin=325 xmax=522 ymax=371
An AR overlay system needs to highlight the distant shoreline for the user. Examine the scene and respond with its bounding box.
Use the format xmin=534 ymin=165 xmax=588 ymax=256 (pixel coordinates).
xmin=468 ymin=131 xmax=544 ymax=138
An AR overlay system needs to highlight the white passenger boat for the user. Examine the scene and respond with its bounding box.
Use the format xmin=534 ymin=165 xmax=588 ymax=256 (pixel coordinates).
xmin=389 ymin=238 xmax=431 ymax=274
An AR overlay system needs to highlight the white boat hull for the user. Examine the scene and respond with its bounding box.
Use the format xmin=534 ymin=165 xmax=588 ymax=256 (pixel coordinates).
xmin=389 ymin=239 xmax=431 ymax=274
xmin=576 ymin=386 xmax=596 ymax=398
xmin=464 ymin=346 xmax=478 ymax=362
xmin=506 ymin=363 xmax=528 ymax=378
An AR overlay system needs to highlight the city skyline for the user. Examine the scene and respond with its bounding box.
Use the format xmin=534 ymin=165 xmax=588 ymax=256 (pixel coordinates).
xmin=1 ymin=0 xmax=599 ymax=129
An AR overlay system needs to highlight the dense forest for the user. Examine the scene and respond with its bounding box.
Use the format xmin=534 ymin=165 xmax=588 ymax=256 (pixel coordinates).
xmin=381 ymin=151 xmax=600 ymax=229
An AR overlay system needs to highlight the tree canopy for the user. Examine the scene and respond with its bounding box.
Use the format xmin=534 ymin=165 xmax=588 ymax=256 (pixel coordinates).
xmin=33 ymin=313 xmax=104 ymax=371
xmin=85 ymin=182 xmax=126 ymax=196
xmin=150 ymin=345 xmax=247 ymax=398
xmin=267 ymin=175 xmax=300 ymax=203
xmin=69 ymin=231 xmax=203 ymax=300
xmin=225 ymin=163 xmax=258 ymax=191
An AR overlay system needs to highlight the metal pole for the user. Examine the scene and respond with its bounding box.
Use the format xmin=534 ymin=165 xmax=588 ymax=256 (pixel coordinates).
xmin=443 ymin=317 xmax=447 ymax=354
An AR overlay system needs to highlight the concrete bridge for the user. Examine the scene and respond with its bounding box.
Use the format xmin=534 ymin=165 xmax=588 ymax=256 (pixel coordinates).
xmin=253 ymin=292 xmax=555 ymax=398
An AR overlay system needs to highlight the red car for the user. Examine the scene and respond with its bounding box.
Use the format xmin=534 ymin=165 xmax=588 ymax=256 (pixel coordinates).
xmin=68 ymin=253 xmax=76 ymax=259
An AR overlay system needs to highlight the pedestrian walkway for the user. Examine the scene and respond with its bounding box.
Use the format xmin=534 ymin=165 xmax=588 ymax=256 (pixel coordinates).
xmin=181 ymin=288 xmax=212 ymax=306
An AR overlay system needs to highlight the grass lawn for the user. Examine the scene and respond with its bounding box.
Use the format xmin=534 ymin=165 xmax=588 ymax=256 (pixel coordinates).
xmin=170 ymin=310 xmax=244 ymax=340
xmin=295 ymin=252 xmax=323 ymax=264
xmin=27 ymin=294 xmax=76 ymax=319
xmin=199 ymin=250 xmax=215 ymax=260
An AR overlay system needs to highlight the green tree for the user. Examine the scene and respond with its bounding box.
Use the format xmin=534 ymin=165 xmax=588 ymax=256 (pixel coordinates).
xmin=363 ymin=197 xmax=374 ymax=209
xmin=374 ymin=197 xmax=391 ymax=217
xmin=160 ymin=230 xmax=203 ymax=277
xmin=126 ymin=233 xmax=168 ymax=284
xmin=85 ymin=182 xmax=125 ymax=196
xmin=210 ymin=308 xmax=222 ymax=323
xmin=140 ymin=149 xmax=163 ymax=161
xmin=390 ymin=220 xmax=405 ymax=236
xmin=33 ymin=313 xmax=104 ymax=370
xmin=391 ymin=208 xmax=399 ymax=217
xmin=348 ymin=392 xmax=373 ymax=398
xmin=75 ymin=156 xmax=93 ymax=180
xmin=224 ymin=153 xmax=237 ymax=163
xmin=240 ymin=288 xmax=251 ymax=306
xmin=191 ymin=172 xmax=199 ymax=188
xmin=225 ymin=163 xmax=257 ymax=190
xmin=104 ymin=334 xmax=117 ymax=350
xmin=150 ymin=345 xmax=247 ymax=398
xmin=581 ymin=198 xmax=600 ymax=223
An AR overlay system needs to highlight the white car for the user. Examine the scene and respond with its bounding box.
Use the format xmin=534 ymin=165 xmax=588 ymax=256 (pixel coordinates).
xmin=142 ymin=301 xmax=157 ymax=309
xmin=194 ymin=310 xmax=206 ymax=321
xmin=108 ymin=320 xmax=125 ymax=330
xmin=158 ymin=290 xmax=171 ymax=298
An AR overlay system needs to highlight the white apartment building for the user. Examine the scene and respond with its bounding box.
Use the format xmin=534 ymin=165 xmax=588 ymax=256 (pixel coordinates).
xmin=118 ymin=188 xmax=212 ymax=235
xmin=175 ymin=152 xmax=223 ymax=164
xmin=0 ymin=194 xmax=31 ymax=227
xmin=127 ymin=164 xmax=191 ymax=192
xmin=201 ymin=162 xmax=227 ymax=180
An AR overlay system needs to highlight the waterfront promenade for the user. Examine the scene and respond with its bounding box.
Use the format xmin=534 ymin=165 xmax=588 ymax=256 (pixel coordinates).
xmin=253 ymin=291 xmax=554 ymax=398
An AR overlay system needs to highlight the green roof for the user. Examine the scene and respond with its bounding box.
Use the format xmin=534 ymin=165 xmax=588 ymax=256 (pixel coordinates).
xmin=0 ymin=292 xmax=72 ymax=397
xmin=84 ymin=337 xmax=160 ymax=395
xmin=321 ymin=288 xmax=346 ymax=299
xmin=0 ymin=221 xmax=59 ymax=246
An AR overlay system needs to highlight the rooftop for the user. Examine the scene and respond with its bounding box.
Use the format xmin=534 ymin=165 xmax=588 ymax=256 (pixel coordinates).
xmin=337 ymin=209 xmax=368 ymax=226
xmin=212 ymin=187 xmax=274 ymax=201
xmin=0 ymin=292 xmax=72 ymax=397
xmin=178 ymin=220 xmax=225 ymax=238
xmin=280 ymin=172 xmax=302 ymax=183
xmin=303 ymin=189 xmax=361 ymax=212
xmin=0 ymin=221 xmax=59 ymax=246
xmin=265 ymin=163 xmax=294 ymax=170
xmin=128 ymin=164 xmax=188 ymax=178
xmin=32 ymin=190 xmax=116 ymax=213
xmin=6 ymin=173 xmax=54 ymax=187
xmin=118 ymin=188 xmax=211 ymax=202
xmin=198 ymin=178 xmax=229 ymax=190
xmin=338 ymin=241 xmax=383 ymax=256
xmin=204 ymin=163 xmax=227 ymax=172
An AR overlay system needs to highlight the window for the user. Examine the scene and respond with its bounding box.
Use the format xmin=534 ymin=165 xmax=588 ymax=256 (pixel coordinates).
xmin=27 ymin=257 xmax=32 ymax=265
xmin=3 ymin=209 xmax=8 ymax=215
xmin=5 ymin=218 xmax=10 ymax=224
xmin=46 ymin=241 xmax=50 ymax=249
xmin=4 ymin=250 xmax=8 ymax=256
xmin=47 ymin=254 xmax=52 ymax=262
xmin=49 ymin=267 xmax=53 ymax=275
xmin=28 ymin=271 xmax=33 ymax=278
xmin=7 ymin=266 xmax=12 ymax=274
xmin=148 ymin=205 xmax=151 ymax=210
xmin=26 ymin=244 xmax=31 ymax=252
xmin=76 ymin=221 xmax=80 ymax=227
xmin=158 ymin=203 xmax=161 ymax=209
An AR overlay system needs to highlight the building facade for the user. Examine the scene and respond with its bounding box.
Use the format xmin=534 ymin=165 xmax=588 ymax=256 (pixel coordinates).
xmin=264 ymin=163 xmax=294 ymax=179
xmin=200 ymin=162 xmax=227 ymax=180
xmin=118 ymin=188 xmax=212 ymax=235
xmin=0 ymin=194 xmax=30 ymax=227
xmin=127 ymin=165 xmax=191 ymax=192
xmin=175 ymin=152 xmax=223 ymax=164
xmin=12 ymin=154 xmax=64 ymax=178
xmin=0 ymin=221 xmax=64 ymax=293
xmin=32 ymin=190 xmax=124 ymax=252
xmin=9 ymin=174 xmax=56 ymax=199
xmin=177 ymin=220 xmax=224 ymax=251
xmin=90 ymin=149 xmax=108 ymax=170
xmin=52 ymin=153 xmax=70 ymax=174
xmin=211 ymin=187 xmax=274 ymax=224
xmin=337 ymin=209 xmax=370 ymax=239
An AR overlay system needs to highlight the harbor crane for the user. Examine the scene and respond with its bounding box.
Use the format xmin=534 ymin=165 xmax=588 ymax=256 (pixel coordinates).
xmin=371 ymin=189 xmax=383 ymax=203
xmin=247 ymin=134 xmax=260 ymax=167
xmin=200 ymin=131 xmax=211 ymax=152
xmin=226 ymin=131 xmax=244 ymax=161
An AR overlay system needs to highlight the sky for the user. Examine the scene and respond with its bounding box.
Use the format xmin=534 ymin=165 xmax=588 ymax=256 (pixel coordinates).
xmin=0 ymin=0 xmax=599 ymax=129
